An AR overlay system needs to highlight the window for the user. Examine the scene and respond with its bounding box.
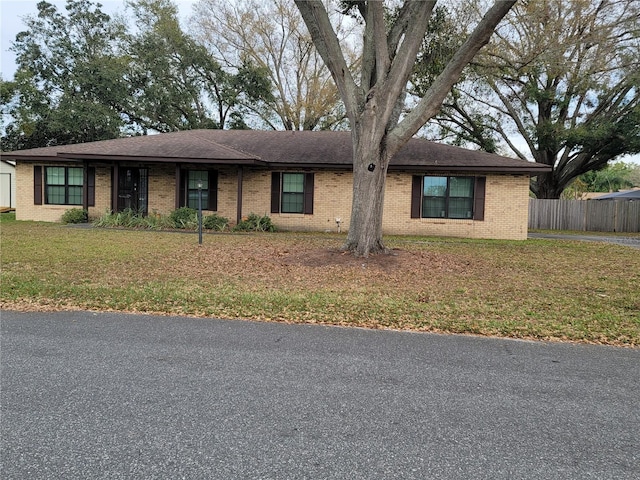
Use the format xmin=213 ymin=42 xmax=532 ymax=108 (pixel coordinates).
xmin=34 ymin=166 xmax=94 ymax=206
xmin=187 ymin=170 xmax=209 ymax=210
xmin=178 ymin=169 xmax=217 ymax=211
xmin=45 ymin=167 xmax=83 ymax=205
xmin=282 ymin=173 xmax=304 ymax=213
xmin=411 ymin=175 xmax=485 ymax=221
xmin=423 ymin=176 xmax=474 ymax=219
xmin=271 ymin=172 xmax=314 ymax=214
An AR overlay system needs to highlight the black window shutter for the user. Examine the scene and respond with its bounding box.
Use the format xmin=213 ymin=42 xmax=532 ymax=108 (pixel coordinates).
xmin=271 ymin=172 xmax=281 ymax=213
xmin=410 ymin=175 xmax=422 ymax=218
xmin=87 ymin=167 xmax=96 ymax=206
xmin=208 ymin=170 xmax=218 ymax=211
xmin=304 ymin=172 xmax=314 ymax=215
xmin=34 ymin=166 xmax=43 ymax=205
xmin=473 ymin=176 xmax=486 ymax=221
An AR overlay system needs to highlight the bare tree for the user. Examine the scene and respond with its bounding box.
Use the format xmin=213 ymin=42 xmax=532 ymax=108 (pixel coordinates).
xmin=191 ymin=0 xmax=353 ymax=130
xmin=294 ymin=0 xmax=515 ymax=255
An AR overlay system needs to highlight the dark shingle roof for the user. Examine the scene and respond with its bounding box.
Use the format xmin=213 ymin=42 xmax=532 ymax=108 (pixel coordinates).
xmin=1 ymin=129 xmax=550 ymax=174
xmin=1 ymin=130 xmax=261 ymax=164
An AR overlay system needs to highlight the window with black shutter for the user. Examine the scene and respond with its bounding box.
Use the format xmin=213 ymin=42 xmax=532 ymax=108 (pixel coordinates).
xmin=44 ymin=166 xmax=83 ymax=205
xmin=271 ymin=172 xmax=314 ymax=214
xmin=411 ymin=175 xmax=486 ymax=220
xmin=179 ymin=170 xmax=218 ymax=210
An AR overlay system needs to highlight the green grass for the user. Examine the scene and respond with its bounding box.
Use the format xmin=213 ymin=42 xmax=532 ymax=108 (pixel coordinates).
xmin=1 ymin=216 xmax=639 ymax=346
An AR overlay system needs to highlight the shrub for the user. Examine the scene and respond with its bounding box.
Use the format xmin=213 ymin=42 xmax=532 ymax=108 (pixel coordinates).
xmin=93 ymin=211 xmax=115 ymax=228
xmin=144 ymin=212 xmax=176 ymax=230
xmin=61 ymin=208 xmax=88 ymax=224
xmin=169 ymin=207 xmax=197 ymax=229
xmin=92 ymin=209 xmax=229 ymax=232
xmin=93 ymin=209 xmax=155 ymax=229
xmin=203 ymin=214 xmax=229 ymax=231
xmin=233 ymin=213 xmax=276 ymax=232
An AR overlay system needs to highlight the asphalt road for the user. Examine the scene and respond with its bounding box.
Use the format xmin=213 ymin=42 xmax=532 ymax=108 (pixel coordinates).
xmin=1 ymin=311 xmax=638 ymax=479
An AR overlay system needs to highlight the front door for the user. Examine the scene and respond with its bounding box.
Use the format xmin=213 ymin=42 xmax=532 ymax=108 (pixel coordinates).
xmin=117 ymin=168 xmax=148 ymax=215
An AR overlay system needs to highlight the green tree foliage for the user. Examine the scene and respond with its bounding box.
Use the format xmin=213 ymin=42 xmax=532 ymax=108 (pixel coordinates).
xmin=1 ymin=0 xmax=274 ymax=150
xmin=2 ymin=0 xmax=129 ymax=150
xmin=411 ymin=5 xmax=498 ymax=154
xmin=563 ymin=161 xmax=638 ymax=198
xmin=125 ymin=0 xmax=273 ymax=132
xmin=424 ymin=0 xmax=640 ymax=199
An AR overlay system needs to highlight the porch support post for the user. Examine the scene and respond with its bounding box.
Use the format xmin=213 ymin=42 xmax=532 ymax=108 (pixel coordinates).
xmin=175 ymin=164 xmax=181 ymax=209
xmin=236 ymin=166 xmax=243 ymax=225
xmin=82 ymin=159 xmax=89 ymax=211
xmin=111 ymin=163 xmax=119 ymax=212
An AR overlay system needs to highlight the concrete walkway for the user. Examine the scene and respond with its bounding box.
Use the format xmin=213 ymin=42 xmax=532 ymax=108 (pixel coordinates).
xmin=529 ymin=232 xmax=640 ymax=248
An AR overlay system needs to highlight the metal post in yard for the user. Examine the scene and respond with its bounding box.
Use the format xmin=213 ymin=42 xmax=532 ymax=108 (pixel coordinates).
xmin=197 ymin=180 xmax=203 ymax=245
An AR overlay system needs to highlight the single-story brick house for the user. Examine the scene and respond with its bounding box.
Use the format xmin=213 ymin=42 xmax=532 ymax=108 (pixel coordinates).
xmin=2 ymin=130 xmax=550 ymax=239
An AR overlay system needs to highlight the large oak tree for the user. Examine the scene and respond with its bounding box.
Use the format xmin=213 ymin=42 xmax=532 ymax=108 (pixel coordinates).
xmin=426 ymin=0 xmax=640 ymax=198
xmin=126 ymin=0 xmax=273 ymax=131
xmin=2 ymin=0 xmax=129 ymax=149
xmin=294 ymin=0 xmax=515 ymax=256
xmin=1 ymin=0 xmax=274 ymax=150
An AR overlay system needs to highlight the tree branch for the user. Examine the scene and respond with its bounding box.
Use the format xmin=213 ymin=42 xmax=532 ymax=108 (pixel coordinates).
xmin=371 ymin=2 xmax=390 ymax=84
xmin=294 ymin=0 xmax=361 ymax=121
xmin=389 ymin=0 xmax=515 ymax=153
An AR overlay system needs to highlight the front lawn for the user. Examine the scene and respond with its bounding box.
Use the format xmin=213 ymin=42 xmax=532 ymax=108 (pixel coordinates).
xmin=1 ymin=216 xmax=638 ymax=346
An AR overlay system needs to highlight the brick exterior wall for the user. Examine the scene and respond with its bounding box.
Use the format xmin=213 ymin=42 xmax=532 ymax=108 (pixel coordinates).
xmin=148 ymin=164 xmax=176 ymax=215
xmin=251 ymin=170 xmax=530 ymax=240
xmin=15 ymin=162 xmax=531 ymax=240
xmin=91 ymin=165 xmax=112 ymax=218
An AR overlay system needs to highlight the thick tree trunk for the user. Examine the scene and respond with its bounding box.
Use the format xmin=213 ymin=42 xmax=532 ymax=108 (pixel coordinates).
xmin=294 ymin=0 xmax=516 ymax=255
xmin=532 ymin=172 xmax=564 ymax=199
xmin=343 ymin=125 xmax=390 ymax=257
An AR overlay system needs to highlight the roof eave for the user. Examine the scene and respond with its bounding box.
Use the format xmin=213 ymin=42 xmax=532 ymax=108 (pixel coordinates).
xmin=2 ymin=154 xmax=71 ymax=162
xmin=60 ymin=153 xmax=266 ymax=165
xmin=6 ymin=153 xmax=267 ymax=166
xmin=266 ymin=162 xmax=352 ymax=170
xmin=389 ymin=164 xmax=552 ymax=175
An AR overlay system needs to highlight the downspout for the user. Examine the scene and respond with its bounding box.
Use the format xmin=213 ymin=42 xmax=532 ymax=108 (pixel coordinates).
xmin=236 ymin=166 xmax=243 ymax=225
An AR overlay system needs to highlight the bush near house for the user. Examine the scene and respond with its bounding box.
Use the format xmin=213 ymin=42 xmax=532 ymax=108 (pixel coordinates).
xmin=169 ymin=207 xmax=198 ymax=229
xmin=93 ymin=208 xmax=231 ymax=231
xmin=61 ymin=208 xmax=88 ymax=224
xmin=233 ymin=213 xmax=276 ymax=232
xmin=203 ymin=214 xmax=229 ymax=231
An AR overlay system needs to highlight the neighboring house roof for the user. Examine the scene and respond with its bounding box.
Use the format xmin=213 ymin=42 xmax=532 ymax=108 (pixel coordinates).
xmin=1 ymin=130 xmax=550 ymax=174
xmin=594 ymin=189 xmax=640 ymax=200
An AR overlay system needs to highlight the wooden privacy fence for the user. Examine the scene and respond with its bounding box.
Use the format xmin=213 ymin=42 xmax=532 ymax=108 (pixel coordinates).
xmin=528 ymin=199 xmax=640 ymax=232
